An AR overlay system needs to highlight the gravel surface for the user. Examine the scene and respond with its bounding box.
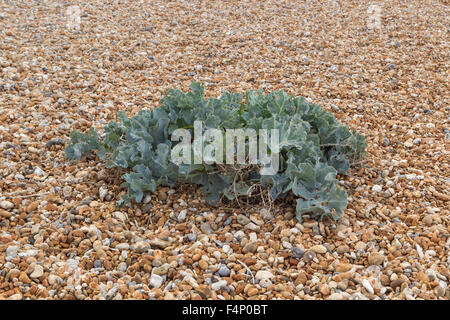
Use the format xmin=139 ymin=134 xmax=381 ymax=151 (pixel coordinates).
xmin=0 ymin=0 xmax=449 ymax=300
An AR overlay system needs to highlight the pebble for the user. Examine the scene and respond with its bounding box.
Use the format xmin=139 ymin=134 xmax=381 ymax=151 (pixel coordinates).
xmin=98 ymin=186 xmax=109 ymax=200
xmin=0 ymin=200 xmax=14 ymax=210
xmin=7 ymin=294 xmax=22 ymax=300
xmin=255 ymin=270 xmax=274 ymax=283
xmin=362 ymin=279 xmax=374 ymax=294
xmin=177 ymin=209 xmax=187 ymax=222
xmin=310 ymin=244 xmax=327 ymax=254
xmin=93 ymin=260 xmax=102 ymax=268
xmin=368 ymin=252 xmax=385 ymax=266
xmin=236 ymin=214 xmax=251 ymax=225
xmin=234 ymin=230 xmax=246 ymax=241
xmin=6 ymin=246 xmax=19 ymax=259
xmin=242 ymin=242 xmax=258 ymax=254
xmin=291 ymin=247 xmax=305 ymax=259
xmin=105 ymin=286 xmax=119 ymax=300
xmin=34 ymin=167 xmax=45 ymax=176
xmin=117 ymin=262 xmax=127 ymax=273
xmin=48 ymin=274 xmax=59 ymax=286
xmin=218 ymin=264 xmax=231 ymax=277
xmin=153 ymin=265 xmax=169 ymax=276
xmin=328 ymin=293 xmax=343 ymax=300
xmin=186 ymin=233 xmax=197 ymax=242
xmin=115 ymin=243 xmax=130 ymax=250
xmin=198 ymin=260 xmax=209 ymax=270
xmin=30 ymin=265 xmax=44 ymax=278
xmin=150 ymin=274 xmax=164 ymax=288
xmin=149 ymin=239 xmax=169 ymax=249
xmin=245 ymin=222 xmax=259 ymax=231
xmin=211 ymin=280 xmax=227 ymax=291
xmin=372 ymin=185 xmax=382 ymax=193
xmin=113 ymin=211 xmax=127 ymax=222
xmin=200 ymin=222 xmax=214 ymax=234
xmin=259 ymin=279 xmax=272 ymax=288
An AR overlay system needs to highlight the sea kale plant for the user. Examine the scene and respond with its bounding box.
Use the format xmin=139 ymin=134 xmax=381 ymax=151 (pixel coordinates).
xmin=65 ymin=83 xmax=366 ymax=221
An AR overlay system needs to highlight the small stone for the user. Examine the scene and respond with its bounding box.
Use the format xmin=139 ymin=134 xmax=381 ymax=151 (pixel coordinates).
xmin=423 ymin=215 xmax=433 ymax=226
xmin=390 ymin=278 xmax=405 ymax=289
xmin=368 ymin=252 xmax=385 ymax=266
xmin=93 ymin=260 xmax=102 ymax=268
xmin=336 ymin=244 xmax=350 ymax=253
xmin=19 ymin=272 xmax=31 ymax=284
xmin=380 ymin=274 xmax=390 ymax=286
xmin=200 ymin=222 xmax=214 ymax=234
xmin=45 ymin=138 xmax=64 ymax=149
xmin=303 ymin=250 xmax=316 ymax=262
xmin=153 ymin=264 xmax=169 ymax=275
xmin=243 ymin=242 xmax=257 ymax=254
xmin=7 ymin=293 xmax=22 ymax=300
xmin=117 ymin=262 xmax=127 ymax=273
xmin=133 ymin=241 xmax=151 ymax=252
xmin=372 ymin=185 xmax=382 ymax=193
xmin=150 ymin=274 xmax=163 ymax=288
xmin=115 ymin=243 xmax=129 ymax=250
xmin=66 ymin=259 xmax=79 ymax=271
xmin=310 ymin=244 xmax=327 ymax=254
xmin=362 ymin=279 xmax=374 ymax=294
xmin=34 ymin=167 xmax=45 ymax=176
xmin=234 ymin=230 xmax=246 ymax=241
xmin=319 ymin=284 xmax=330 ymax=296
xmin=236 ymin=214 xmax=251 ymax=225
xmin=63 ymin=186 xmax=72 ymax=198
xmin=295 ymin=272 xmax=308 ymax=285
xmin=98 ymin=186 xmax=108 ymax=200
xmin=249 ymin=215 xmax=263 ymax=226
xmin=93 ymin=240 xmax=103 ymax=251
xmin=48 ymin=274 xmax=58 ymax=285
xmin=328 ymin=293 xmax=343 ymax=300
xmin=0 ymin=200 xmax=14 ymax=209
xmin=150 ymin=239 xmax=170 ymax=249
xmin=198 ymin=260 xmax=209 ymax=270
xmin=113 ymin=211 xmax=127 ymax=222
xmin=291 ymin=247 xmax=305 ymax=259
xmin=245 ymin=222 xmax=259 ymax=231
xmin=218 ymin=264 xmax=230 ymax=277
xmin=335 ymin=263 xmax=352 ymax=273
xmin=416 ymin=244 xmax=424 ymax=259
xmin=186 ymin=233 xmax=197 ymax=242
xmin=255 ymin=270 xmax=274 ymax=283
xmin=0 ymin=209 xmax=12 ymax=218
xmin=26 ymin=201 xmax=39 ymax=213
xmin=196 ymin=285 xmax=212 ymax=297
xmin=177 ymin=209 xmax=187 ymax=222
xmin=260 ymin=208 xmax=273 ymax=220
xmin=30 ymin=265 xmax=44 ymax=278
xmin=105 ymin=286 xmax=118 ymax=300
xmin=260 ymin=279 xmax=272 ymax=288
xmin=158 ymin=191 xmax=167 ymax=201
xmin=6 ymin=245 xmax=19 ymax=259
xmin=247 ymin=287 xmax=258 ymax=297
xmin=211 ymin=280 xmax=227 ymax=291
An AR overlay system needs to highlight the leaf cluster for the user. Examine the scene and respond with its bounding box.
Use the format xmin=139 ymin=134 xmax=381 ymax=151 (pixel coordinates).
xmin=65 ymin=83 xmax=366 ymax=221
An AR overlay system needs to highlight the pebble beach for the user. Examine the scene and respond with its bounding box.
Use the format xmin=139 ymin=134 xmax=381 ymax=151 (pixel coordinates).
xmin=0 ymin=0 xmax=449 ymax=300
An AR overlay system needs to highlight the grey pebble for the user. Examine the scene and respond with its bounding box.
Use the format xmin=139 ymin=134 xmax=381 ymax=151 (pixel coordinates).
xmin=93 ymin=260 xmax=102 ymax=268
xmin=218 ymin=264 xmax=231 ymax=277
xmin=186 ymin=233 xmax=197 ymax=242
xmin=291 ymin=247 xmax=305 ymax=259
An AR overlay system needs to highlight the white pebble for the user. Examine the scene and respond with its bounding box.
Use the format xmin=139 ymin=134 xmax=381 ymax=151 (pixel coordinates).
xmin=362 ymin=279 xmax=374 ymax=294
